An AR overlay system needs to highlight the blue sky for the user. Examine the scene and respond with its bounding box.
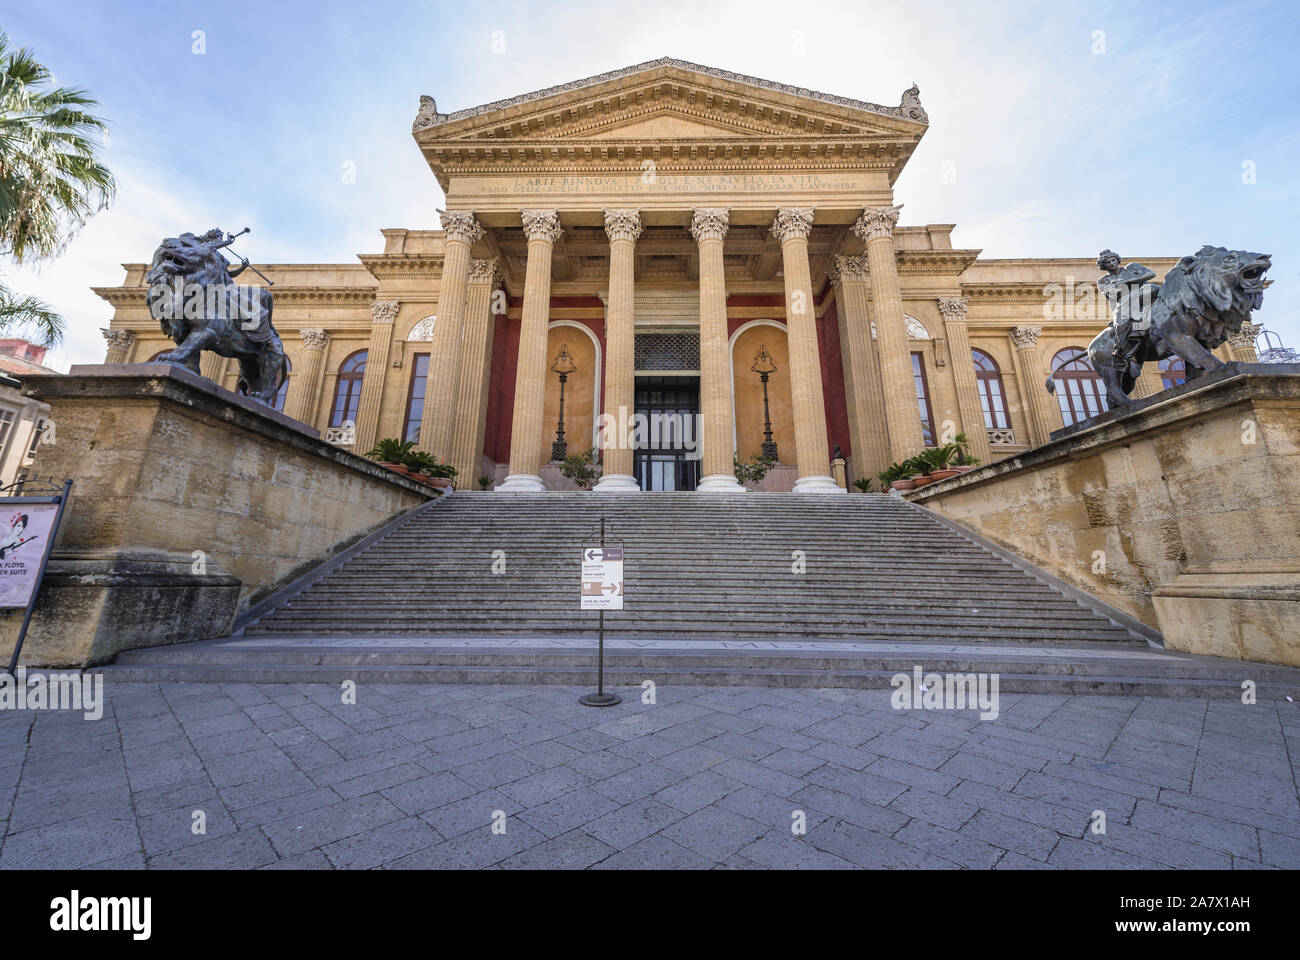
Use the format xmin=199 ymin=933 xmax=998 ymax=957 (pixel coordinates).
xmin=4 ymin=0 xmax=1298 ymax=370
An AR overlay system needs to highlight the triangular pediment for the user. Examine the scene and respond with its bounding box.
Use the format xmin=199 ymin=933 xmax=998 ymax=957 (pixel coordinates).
xmin=413 ymin=58 xmax=929 ymax=144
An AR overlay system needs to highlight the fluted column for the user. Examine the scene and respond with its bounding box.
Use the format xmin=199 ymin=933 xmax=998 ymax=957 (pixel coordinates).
xmin=937 ymin=297 xmax=993 ymax=465
xmin=1009 ymin=325 xmax=1057 ymax=445
xmin=691 ymin=209 xmax=744 ymax=493
xmin=285 ymin=328 xmax=328 ymax=425
xmin=1228 ymin=321 xmax=1262 ymax=362
xmin=499 ymin=210 xmax=562 ymax=491
xmin=199 ymin=352 xmax=227 ymax=384
xmin=420 ymin=209 xmax=482 ymax=460
xmin=102 ymin=328 xmax=134 ymax=364
xmin=829 ymin=256 xmax=889 ymax=484
xmin=594 ymin=210 xmax=643 ymax=493
xmin=772 ymin=208 xmax=842 ymax=494
xmin=353 ymin=299 xmax=399 ymax=455
xmin=854 ymin=204 xmax=926 ymax=460
xmin=449 ymin=259 xmax=502 ymax=486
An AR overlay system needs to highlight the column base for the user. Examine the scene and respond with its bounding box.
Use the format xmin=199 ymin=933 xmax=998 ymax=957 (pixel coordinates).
xmin=593 ymin=473 xmax=640 ymax=493
xmin=697 ymin=474 xmax=746 ymax=493
xmin=793 ymin=474 xmax=848 ymax=494
xmin=496 ymin=473 xmax=545 ymax=492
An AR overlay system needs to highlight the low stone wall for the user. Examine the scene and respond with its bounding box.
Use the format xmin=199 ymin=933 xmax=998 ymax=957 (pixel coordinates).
xmin=907 ymin=363 xmax=1300 ymax=667
xmin=6 ymin=364 xmax=435 ymax=666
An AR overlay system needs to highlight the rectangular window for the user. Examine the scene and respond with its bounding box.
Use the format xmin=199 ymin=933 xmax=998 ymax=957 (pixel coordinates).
xmin=911 ymin=352 xmax=935 ymax=446
xmin=0 ymin=408 xmax=16 ymax=457
xmin=403 ymin=354 xmax=430 ymax=443
xmin=25 ymin=418 xmax=45 ymax=461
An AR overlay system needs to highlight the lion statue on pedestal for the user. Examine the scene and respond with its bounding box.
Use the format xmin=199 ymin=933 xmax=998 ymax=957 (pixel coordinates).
xmin=1047 ymin=244 xmax=1271 ymax=410
xmin=144 ymin=228 xmax=288 ymax=404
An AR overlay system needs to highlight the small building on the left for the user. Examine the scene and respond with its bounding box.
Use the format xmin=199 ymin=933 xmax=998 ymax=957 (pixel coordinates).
xmin=0 ymin=338 xmax=57 ymax=485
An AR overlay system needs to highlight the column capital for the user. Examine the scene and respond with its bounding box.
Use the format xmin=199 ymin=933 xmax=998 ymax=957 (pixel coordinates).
xmin=603 ymin=209 xmax=643 ymax=244
xmin=1009 ymin=325 xmax=1042 ymax=350
xmin=370 ymin=300 xmax=400 ymax=324
xmin=467 ymin=257 xmax=502 ymax=286
xmin=853 ymin=204 xmax=903 ymax=243
xmin=521 ymin=209 xmax=563 ymax=244
xmin=300 ymin=328 xmax=330 ymax=351
xmin=771 ymin=207 xmax=814 ymax=243
xmin=102 ymin=327 xmax=135 ymax=350
xmin=690 ymin=208 xmax=730 ymax=244
xmin=830 ymin=254 xmax=870 ymax=285
xmin=1229 ymin=320 xmax=1263 ymax=347
xmin=937 ymin=297 xmax=970 ymax=322
xmin=437 ymin=209 xmax=483 ymax=246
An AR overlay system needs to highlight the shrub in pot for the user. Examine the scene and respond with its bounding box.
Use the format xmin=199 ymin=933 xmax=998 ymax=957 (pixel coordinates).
xmin=365 ymin=438 xmax=415 ymax=472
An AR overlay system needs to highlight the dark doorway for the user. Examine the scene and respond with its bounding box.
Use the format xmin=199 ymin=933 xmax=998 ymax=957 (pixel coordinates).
xmin=634 ymin=375 xmax=700 ymax=491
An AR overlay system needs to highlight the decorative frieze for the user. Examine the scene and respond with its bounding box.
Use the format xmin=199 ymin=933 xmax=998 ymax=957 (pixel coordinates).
xmin=690 ymin=208 xmax=730 ymax=244
xmin=520 ymin=209 xmax=563 ymax=245
xmin=438 ymin=210 xmax=483 ymax=247
xmin=604 ymin=209 xmax=643 ymax=244
xmin=370 ymin=300 xmax=400 ymax=324
xmin=771 ymin=207 xmax=814 ymax=243
xmin=853 ymin=204 xmax=903 ymax=243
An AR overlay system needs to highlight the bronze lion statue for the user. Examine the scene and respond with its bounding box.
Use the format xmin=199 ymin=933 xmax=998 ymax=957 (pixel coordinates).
xmin=144 ymin=228 xmax=288 ymax=404
xmin=1047 ymin=244 xmax=1271 ymax=410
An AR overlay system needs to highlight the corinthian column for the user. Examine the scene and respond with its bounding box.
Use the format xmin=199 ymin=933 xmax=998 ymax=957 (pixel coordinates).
xmin=352 ymin=299 xmax=399 ymax=455
xmin=285 ymin=328 xmax=328 ymax=425
xmin=691 ymin=208 xmax=743 ymax=493
xmin=449 ymin=259 xmax=502 ymax=485
xmin=498 ymin=210 xmax=562 ymax=492
xmin=420 ymin=209 xmax=482 ymax=459
xmin=772 ymin=208 xmax=842 ymax=494
xmin=854 ymin=205 xmax=926 ymax=460
xmin=1009 ymin=325 xmax=1057 ymax=445
xmin=1228 ymin=321 xmax=1262 ymax=362
xmin=829 ymin=256 xmax=889 ymax=484
xmin=594 ymin=209 xmax=643 ymax=493
xmin=937 ymin=297 xmax=993 ymax=465
xmin=102 ymin=328 xmax=134 ymax=364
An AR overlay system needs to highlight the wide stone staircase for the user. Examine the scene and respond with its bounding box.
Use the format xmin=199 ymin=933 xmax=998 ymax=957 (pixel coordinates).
xmin=105 ymin=493 xmax=1300 ymax=696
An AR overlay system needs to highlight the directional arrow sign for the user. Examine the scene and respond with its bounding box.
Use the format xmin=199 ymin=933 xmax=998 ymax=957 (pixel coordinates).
xmin=581 ymin=544 xmax=624 ymax=610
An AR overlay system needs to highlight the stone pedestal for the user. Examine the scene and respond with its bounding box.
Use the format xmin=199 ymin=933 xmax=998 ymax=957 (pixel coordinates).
xmin=12 ymin=364 xmax=434 ymax=666
xmin=907 ymin=364 xmax=1300 ymax=667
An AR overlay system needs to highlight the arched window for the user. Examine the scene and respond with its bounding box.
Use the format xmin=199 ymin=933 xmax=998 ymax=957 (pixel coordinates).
xmin=1053 ymin=347 xmax=1108 ymax=427
xmin=972 ymin=349 xmax=1009 ymax=429
xmin=1159 ymin=355 xmax=1186 ymax=389
xmin=331 ymin=350 xmax=367 ymax=427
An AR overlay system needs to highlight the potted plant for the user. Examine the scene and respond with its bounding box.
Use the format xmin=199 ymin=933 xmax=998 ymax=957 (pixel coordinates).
xmin=878 ymin=462 xmax=915 ymax=492
xmin=948 ymin=433 xmax=981 ymax=472
xmin=921 ymin=445 xmax=961 ymax=481
xmin=734 ymin=454 xmax=775 ymax=491
xmin=560 ymin=448 xmax=601 ymax=490
xmin=404 ymin=452 xmax=457 ymax=489
xmin=851 ymin=478 xmax=872 ymax=493
xmin=365 ymin=438 xmax=415 ymax=473
xmin=477 ymin=475 xmax=492 ymax=490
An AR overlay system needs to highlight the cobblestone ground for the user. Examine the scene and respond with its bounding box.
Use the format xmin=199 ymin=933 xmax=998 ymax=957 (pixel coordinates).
xmin=1 ymin=681 xmax=1297 ymax=870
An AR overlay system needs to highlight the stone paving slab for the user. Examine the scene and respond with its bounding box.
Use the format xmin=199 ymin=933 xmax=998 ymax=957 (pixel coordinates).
xmin=0 ymin=681 xmax=1296 ymax=870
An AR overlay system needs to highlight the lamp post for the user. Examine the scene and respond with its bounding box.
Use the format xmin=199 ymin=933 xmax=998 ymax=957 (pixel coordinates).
xmin=550 ymin=344 xmax=577 ymax=461
xmin=751 ymin=345 xmax=779 ymax=461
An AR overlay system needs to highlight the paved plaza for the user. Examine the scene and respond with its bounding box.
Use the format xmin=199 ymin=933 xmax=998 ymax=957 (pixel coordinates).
xmin=1 ymin=680 xmax=1297 ymax=870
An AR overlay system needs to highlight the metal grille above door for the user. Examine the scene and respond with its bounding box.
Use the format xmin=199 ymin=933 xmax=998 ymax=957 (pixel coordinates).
xmin=634 ymin=331 xmax=700 ymax=371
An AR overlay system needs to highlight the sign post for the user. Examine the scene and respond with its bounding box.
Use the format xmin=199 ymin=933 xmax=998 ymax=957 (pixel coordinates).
xmin=2 ymin=478 xmax=73 ymax=676
xmin=578 ymin=517 xmax=622 ymax=707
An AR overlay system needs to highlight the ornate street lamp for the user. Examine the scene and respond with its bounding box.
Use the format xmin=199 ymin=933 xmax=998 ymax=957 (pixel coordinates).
xmin=550 ymin=344 xmax=577 ymax=461
xmin=751 ymin=345 xmax=779 ymax=461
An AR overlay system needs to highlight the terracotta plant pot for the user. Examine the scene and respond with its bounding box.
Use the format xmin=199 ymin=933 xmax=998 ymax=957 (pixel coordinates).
xmin=890 ymin=479 xmax=916 ymax=491
xmin=428 ymin=477 xmax=452 ymax=489
xmin=377 ymin=461 xmax=400 ymax=471
xmin=389 ymin=464 xmax=411 ymax=475
xmin=928 ymin=468 xmax=961 ymax=480
xmin=954 ymin=465 xmax=977 ymax=473
xmin=407 ymin=472 xmax=429 ymax=483
xmin=912 ymin=476 xmax=936 ymax=488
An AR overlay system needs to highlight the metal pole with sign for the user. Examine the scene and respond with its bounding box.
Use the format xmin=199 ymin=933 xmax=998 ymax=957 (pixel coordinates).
xmin=2 ymin=478 xmax=73 ymax=676
xmin=579 ymin=516 xmax=622 ymax=707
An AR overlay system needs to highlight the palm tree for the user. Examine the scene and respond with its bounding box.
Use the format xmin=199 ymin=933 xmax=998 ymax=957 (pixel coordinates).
xmin=0 ymin=29 xmax=116 ymax=345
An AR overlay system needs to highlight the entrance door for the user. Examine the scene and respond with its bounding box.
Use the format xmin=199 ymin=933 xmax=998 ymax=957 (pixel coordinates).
xmin=634 ymin=376 xmax=700 ymax=491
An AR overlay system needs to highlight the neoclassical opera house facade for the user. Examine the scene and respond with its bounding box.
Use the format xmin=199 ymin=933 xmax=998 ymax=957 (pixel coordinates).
xmin=96 ymin=59 xmax=1260 ymax=492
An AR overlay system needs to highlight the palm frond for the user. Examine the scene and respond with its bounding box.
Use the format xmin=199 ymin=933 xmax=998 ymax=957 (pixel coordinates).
xmin=0 ymin=281 xmax=63 ymax=346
